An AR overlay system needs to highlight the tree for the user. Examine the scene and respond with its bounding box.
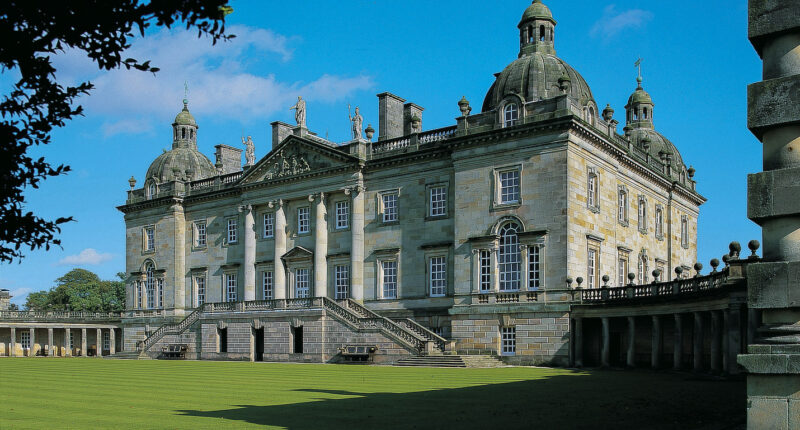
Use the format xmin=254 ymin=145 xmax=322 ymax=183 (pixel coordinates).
xmin=0 ymin=1 xmax=233 ymax=263
xmin=24 ymin=268 xmax=127 ymax=312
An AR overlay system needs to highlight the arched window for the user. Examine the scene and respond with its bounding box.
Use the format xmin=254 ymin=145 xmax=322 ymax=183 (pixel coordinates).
xmin=528 ymin=26 xmax=534 ymax=43
xmin=637 ymin=255 xmax=648 ymax=284
xmin=147 ymin=183 xmax=156 ymax=199
xmin=539 ymin=25 xmax=545 ymax=42
xmin=643 ymin=107 xmax=649 ymax=119
xmin=588 ymin=107 xmax=596 ymax=125
xmin=145 ymin=263 xmax=155 ymax=309
xmin=498 ymin=222 xmax=521 ymax=291
xmin=655 ymin=207 xmax=664 ymax=237
xmin=190 ymin=129 xmax=194 ymax=140
xmin=504 ymin=103 xmax=519 ymax=128
xmin=638 ymin=197 xmax=647 ymax=232
xmin=181 ymin=128 xmax=186 ymax=139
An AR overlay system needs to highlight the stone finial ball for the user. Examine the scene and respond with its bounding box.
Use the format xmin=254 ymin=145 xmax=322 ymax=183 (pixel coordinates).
xmin=729 ymin=241 xmax=742 ymax=255
xmin=652 ymin=269 xmax=661 ymax=279
xmin=602 ymin=275 xmax=610 ymax=283
xmin=627 ymin=272 xmax=636 ymax=281
xmin=576 ymin=277 xmax=584 ymax=285
xmin=694 ymin=262 xmax=703 ymax=272
xmin=748 ymin=240 xmax=760 ymax=253
xmin=710 ymin=258 xmax=720 ymax=269
xmin=675 ymin=266 xmax=684 ymax=275
xmin=566 ymin=277 xmax=573 ymax=286
xmin=687 ymin=166 xmax=696 ymax=178
xmin=722 ymin=254 xmax=730 ymax=264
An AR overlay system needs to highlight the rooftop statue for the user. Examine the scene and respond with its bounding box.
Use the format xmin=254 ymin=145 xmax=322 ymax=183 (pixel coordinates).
xmin=289 ymin=96 xmax=306 ymax=128
xmin=242 ymin=135 xmax=255 ymax=166
xmin=348 ymin=104 xmax=363 ymax=140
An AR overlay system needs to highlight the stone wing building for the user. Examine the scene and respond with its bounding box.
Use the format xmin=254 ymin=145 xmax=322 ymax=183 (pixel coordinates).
xmin=117 ymin=0 xmax=705 ymax=364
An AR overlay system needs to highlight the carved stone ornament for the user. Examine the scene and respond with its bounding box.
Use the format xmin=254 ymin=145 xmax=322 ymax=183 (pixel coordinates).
xmin=262 ymin=146 xmax=314 ymax=180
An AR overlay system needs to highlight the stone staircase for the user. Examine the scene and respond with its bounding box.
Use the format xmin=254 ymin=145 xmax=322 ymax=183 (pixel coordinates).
xmin=104 ymin=351 xmax=150 ymax=360
xmin=394 ymin=355 xmax=507 ymax=368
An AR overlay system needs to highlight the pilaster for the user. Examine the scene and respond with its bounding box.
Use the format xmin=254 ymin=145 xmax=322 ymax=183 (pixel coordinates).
xmin=313 ymin=193 xmax=328 ymax=298
xmin=172 ymin=202 xmax=186 ymax=310
xmin=347 ymin=186 xmax=365 ymax=301
xmin=242 ymin=204 xmax=256 ymax=301
xmin=273 ymin=200 xmax=287 ymax=300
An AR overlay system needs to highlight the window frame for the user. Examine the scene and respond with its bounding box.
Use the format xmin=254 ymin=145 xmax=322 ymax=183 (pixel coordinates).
xmin=334 ymin=265 xmax=350 ymax=300
xmin=586 ymin=167 xmax=600 ymax=213
xmin=334 ymin=200 xmax=350 ymax=230
xmin=297 ymin=206 xmax=310 ymax=235
xmin=427 ymin=184 xmax=448 ymax=219
xmin=655 ymin=205 xmax=664 ymax=240
xmin=528 ymin=244 xmax=542 ymax=291
xmin=379 ymin=259 xmax=398 ymax=299
xmin=225 ymin=272 xmax=238 ymax=302
xmin=493 ymin=165 xmax=523 ymax=209
xmin=21 ymin=331 xmax=31 ymax=349
xmin=617 ymin=248 xmax=630 ymax=286
xmin=503 ymin=103 xmax=519 ymax=128
xmin=194 ymin=220 xmax=207 ymax=249
xmin=681 ymin=215 xmax=690 ymax=249
xmin=479 ymin=249 xmax=492 ymax=293
xmin=637 ymin=253 xmax=649 ymax=285
xmin=428 ymin=255 xmax=447 ymax=297
xmin=262 ymin=270 xmax=274 ymax=300
xmin=143 ymin=225 xmax=155 ymax=253
xmin=617 ymin=185 xmax=629 ymax=226
xmin=500 ymin=326 xmax=516 ymax=356
xmin=587 ymin=239 xmax=602 ymax=288
xmin=498 ymin=222 xmax=521 ymax=292
xmin=294 ymin=268 xmax=310 ymax=298
xmin=262 ymin=212 xmax=275 ymax=239
xmin=378 ymin=190 xmax=400 ymax=224
xmin=226 ymin=218 xmax=238 ymax=245
xmin=637 ymin=195 xmax=648 ymax=234
xmin=195 ymin=275 xmax=206 ymax=307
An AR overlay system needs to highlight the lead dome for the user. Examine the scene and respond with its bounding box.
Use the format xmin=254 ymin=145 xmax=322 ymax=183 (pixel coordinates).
xmin=145 ymin=100 xmax=215 ymax=184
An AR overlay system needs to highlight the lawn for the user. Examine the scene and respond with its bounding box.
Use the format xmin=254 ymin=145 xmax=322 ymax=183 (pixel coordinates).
xmin=0 ymin=359 xmax=744 ymax=429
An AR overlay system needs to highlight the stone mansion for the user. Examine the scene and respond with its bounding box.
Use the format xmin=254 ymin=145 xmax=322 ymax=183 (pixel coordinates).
xmin=108 ymin=0 xmax=706 ymax=365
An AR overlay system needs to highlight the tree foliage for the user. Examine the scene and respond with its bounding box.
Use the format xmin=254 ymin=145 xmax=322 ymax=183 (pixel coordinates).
xmin=0 ymin=0 xmax=232 ymax=263
xmin=24 ymin=268 xmax=126 ymax=312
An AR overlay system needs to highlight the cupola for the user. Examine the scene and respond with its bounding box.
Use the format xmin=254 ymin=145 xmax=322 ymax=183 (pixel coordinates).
xmin=518 ymin=0 xmax=556 ymax=56
xmin=625 ymin=76 xmax=655 ymax=129
xmin=172 ymin=98 xmax=199 ymax=149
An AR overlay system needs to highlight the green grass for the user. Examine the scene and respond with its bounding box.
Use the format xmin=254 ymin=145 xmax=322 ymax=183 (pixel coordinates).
xmin=0 ymin=359 xmax=744 ymax=429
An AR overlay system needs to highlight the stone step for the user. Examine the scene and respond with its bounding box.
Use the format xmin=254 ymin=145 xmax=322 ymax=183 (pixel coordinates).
xmin=459 ymin=355 xmax=507 ymax=368
xmin=103 ymin=351 xmax=148 ymax=360
xmin=394 ymin=356 xmax=467 ymax=368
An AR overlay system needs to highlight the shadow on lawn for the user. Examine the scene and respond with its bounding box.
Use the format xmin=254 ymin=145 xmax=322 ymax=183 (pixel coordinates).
xmin=177 ymin=370 xmax=745 ymax=430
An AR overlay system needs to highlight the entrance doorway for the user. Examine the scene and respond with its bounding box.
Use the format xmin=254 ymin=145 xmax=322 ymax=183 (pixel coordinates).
xmin=254 ymin=327 xmax=264 ymax=362
xmin=291 ymin=326 xmax=303 ymax=354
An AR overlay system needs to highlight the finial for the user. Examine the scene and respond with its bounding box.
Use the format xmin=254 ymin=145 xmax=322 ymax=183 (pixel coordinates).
xmin=634 ymin=58 xmax=643 ymax=88
xmin=183 ymin=81 xmax=189 ymax=108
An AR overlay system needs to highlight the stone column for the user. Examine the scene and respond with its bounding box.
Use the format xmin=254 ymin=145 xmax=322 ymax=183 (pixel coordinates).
xmin=673 ymin=313 xmax=683 ymax=370
xmin=724 ymin=306 xmax=741 ymax=375
xmin=693 ymin=312 xmax=703 ymax=372
xmin=48 ymin=327 xmax=54 ymax=357
xmin=739 ymin=2 xmax=800 ymax=428
xmin=601 ymin=317 xmax=610 ymax=367
xmin=348 ymin=186 xmax=365 ymax=301
xmin=29 ymin=328 xmax=35 ymax=357
xmin=574 ymin=317 xmax=583 ymax=367
xmin=520 ymin=244 xmax=529 ymax=291
xmin=172 ymin=202 xmax=186 ymax=310
xmin=110 ymin=328 xmax=116 ymax=355
xmin=273 ymin=200 xmax=287 ymax=300
xmin=81 ymin=328 xmax=87 ymax=357
xmin=710 ymin=311 xmax=722 ymax=373
xmin=626 ymin=316 xmax=636 ymax=367
xmin=96 ymin=328 xmax=102 ymax=357
xmin=242 ymin=204 xmax=256 ymax=302
xmin=314 ymin=193 xmax=328 ymax=298
xmin=64 ymin=328 xmax=71 ymax=357
xmin=10 ymin=327 xmax=15 ymax=357
xmin=651 ymin=315 xmax=662 ymax=369
xmin=491 ymin=247 xmax=499 ymax=292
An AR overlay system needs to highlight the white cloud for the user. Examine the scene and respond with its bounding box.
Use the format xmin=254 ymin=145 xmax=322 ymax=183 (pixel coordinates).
xmin=49 ymin=25 xmax=373 ymax=131
xmin=590 ymin=5 xmax=653 ymax=38
xmin=58 ymin=248 xmax=113 ymax=266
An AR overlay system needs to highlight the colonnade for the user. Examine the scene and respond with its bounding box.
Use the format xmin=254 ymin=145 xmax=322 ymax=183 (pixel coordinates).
xmin=1 ymin=326 xmax=118 ymax=357
xmin=572 ymin=306 xmax=748 ymax=374
xmin=240 ymin=185 xmax=366 ymax=301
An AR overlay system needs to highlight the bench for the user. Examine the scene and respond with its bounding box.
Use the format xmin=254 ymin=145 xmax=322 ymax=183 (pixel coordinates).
xmin=160 ymin=344 xmax=188 ymax=360
xmin=338 ymin=345 xmax=377 ymax=363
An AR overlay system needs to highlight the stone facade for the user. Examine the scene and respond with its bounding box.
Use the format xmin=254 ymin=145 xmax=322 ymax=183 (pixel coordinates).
xmin=117 ymin=1 xmax=703 ymax=365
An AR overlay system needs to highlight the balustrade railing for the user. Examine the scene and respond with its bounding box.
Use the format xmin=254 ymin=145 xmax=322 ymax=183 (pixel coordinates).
xmin=418 ymin=126 xmax=457 ymax=144
xmin=371 ymin=136 xmax=411 ymax=155
xmin=578 ymin=269 xmax=733 ymax=304
xmin=0 ymin=311 xmax=123 ymax=321
xmin=392 ymin=318 xmax=447 ymax=353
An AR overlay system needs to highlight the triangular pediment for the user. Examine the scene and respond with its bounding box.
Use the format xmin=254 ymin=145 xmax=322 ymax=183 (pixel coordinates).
xmin=282 ymin=246 xmax=313 ymax=261
xmin=239 ymin=135 xmax=360 ymax=185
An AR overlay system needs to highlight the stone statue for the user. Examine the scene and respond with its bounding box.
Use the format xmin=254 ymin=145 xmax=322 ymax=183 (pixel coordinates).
xmin=242 ymin=135 xmax=255 ymax=166
xmin=348 ymin=104 xmax=363 ymax=140
xmin=289 ymin=96 xmax=306 ymax=128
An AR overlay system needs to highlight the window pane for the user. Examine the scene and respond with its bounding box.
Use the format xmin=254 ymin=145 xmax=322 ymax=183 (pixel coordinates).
xmin=429 ymin=187 xmax=446 ymax=217
xmin=263 ymin=213 xmax=274 ymax=238
xmin=226 ymin=274 xmax=237 ymax=302
xmin=588 ymin=249 xmax=597 ymax=288
xmin=196 ymin=223 xmax=206 ymax=247
xmin=382 ymin=261 xmax=397 ymax=298
xmin=499 ymin=223 xmax=520 ymax=291
xmin=479 ymin=250 xmax=492 ymax=293
xmin=429 ymin=256 xmax=446 ymax=297
xmin=499 ymin=170 xmax=520 ymax=204
xmin=227 ymin=219 xmax=237 ymax=243
xmin=196 ymin=277 xmax=205 ymax=306
xmin=501 ymin=327 xmax=516 ymax=355
xmin=528 ymin=246 xmax=541 ymax=290
xmin=382 ymin=193 xmax=398 ymax=222
xmin=295 ymin=269 xmax=309 ymax=298
xmin=263 ymin=271 xmax=273 ymax=300
xmin=336 ymin=201 xmax=349 ymax=229
xmin=335 ymin=265 xmax=350 ymax=299
xmin=298 ymin=207 xmax=310 ymax=234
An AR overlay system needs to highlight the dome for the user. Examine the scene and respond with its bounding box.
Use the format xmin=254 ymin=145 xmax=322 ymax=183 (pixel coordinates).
xmin=629 ymin=128 xmax=685 ymax=172
xmin=627 ymin=79 xmax=653 ymax=106
xmin=520 ymin=0 xmax=555 ymax=24
xmin=173 ymin=101 xmax=197 ymax=126
xmin=145 ymin=147 xmax=216 ymax=184
xmin=482 ymin=52 xmax=595 ymax=112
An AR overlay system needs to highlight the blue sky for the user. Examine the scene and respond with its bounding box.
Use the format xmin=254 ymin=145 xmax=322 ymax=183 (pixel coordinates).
xmin=1 ymin=0 xmax=762 ymax=306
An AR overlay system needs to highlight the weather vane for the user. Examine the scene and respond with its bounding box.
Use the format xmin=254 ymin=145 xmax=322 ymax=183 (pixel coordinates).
xmin=634 ymin=58 xmax=643 ymax=80
xmin=183 ymin=81 xmax=189 ymax=104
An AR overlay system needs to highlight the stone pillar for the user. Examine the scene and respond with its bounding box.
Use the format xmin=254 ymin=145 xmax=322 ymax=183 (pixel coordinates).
xmin=601 ymin=317 xmax=610 ymax=367
xmin=693 ymin=312 xmax=703 ymax=372
xmin=673 ymin=313 xmax=684 ymax=370
xmin=710 ymin=311 xmax=722 ymax=374
xmin=64 ymin=328 xmax=71 ymax=357
xmin=314 ymin=193 xmax=328 ymax=298
xmin=81 ymin=328 xmax=87 ymax=357
xmin=29 ymin=328 xmax=35 ymax=357
xmin=10 ymin=327 xmax=15 ymax=357
xmin=739 ymin=2 xmax=800 ymax=428
xmin=110 ymin=328 xmax=116 ymax=355
xmin=273 ymin=200 xmax=287 ymax=300
xmin=651 ymin=315 xmax=662 ymax=369
xmin=574 ymin=317 xmax=583 ymax=367
xmin=626 ymin=316 xmax=636 ymax=367
xmin=520 ymin=244 xmax=529 ymax=291
xmin=724 ymin=306 xmax=742 ymax=375
xmin=172 ymin=202 xmax=186 ymax=310
xmin=242 ymin=204 xmax=256 ymax=302
xmin=349 ymin=186 xmax=365 ymax=301
xmin=48 ymin=327 xmax=54 ymax=357
xmin=96 ymin=328 xmax=102 ymax=357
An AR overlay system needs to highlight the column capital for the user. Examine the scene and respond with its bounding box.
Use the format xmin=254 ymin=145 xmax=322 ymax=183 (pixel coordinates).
xmin=238 ymin=204 xmax=253 ymax=213
xmin=268 ymin=199 xmax=284 ymax=209
xmin=344 ymin=185 xmax=365 ymax=196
